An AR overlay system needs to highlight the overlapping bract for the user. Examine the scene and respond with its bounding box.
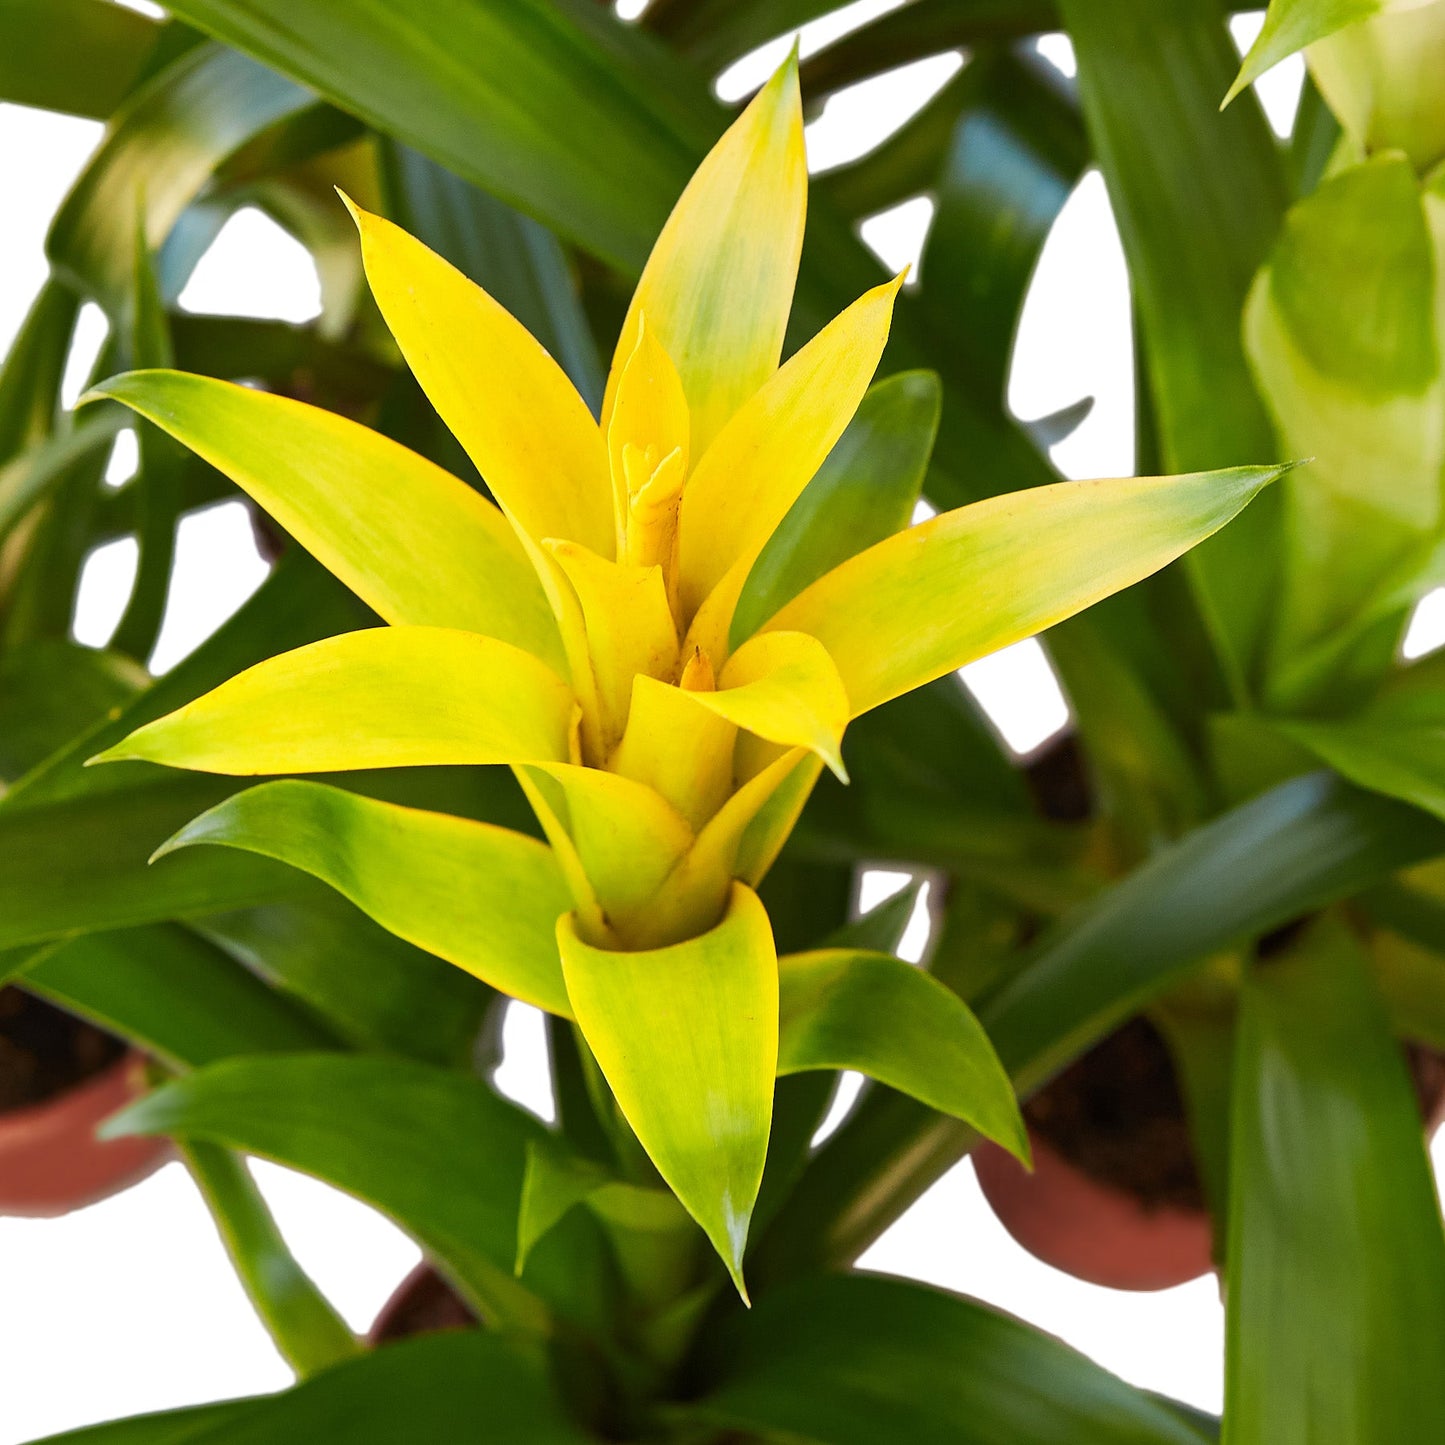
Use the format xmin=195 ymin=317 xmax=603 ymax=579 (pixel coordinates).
xmin=88 ymin=57 xmax=1285 ymax=1290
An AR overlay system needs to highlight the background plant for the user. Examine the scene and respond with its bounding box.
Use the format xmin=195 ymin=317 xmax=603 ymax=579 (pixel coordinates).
xmin=1 ymin=0 xmax=1443 ymax=1441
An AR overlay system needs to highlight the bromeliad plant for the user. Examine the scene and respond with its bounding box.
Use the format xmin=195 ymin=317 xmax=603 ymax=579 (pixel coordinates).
xmin=85 ymin=59 xmax=1279 ymax=1294
xmin=5 ymin=0 xmax=1445 ymax=1440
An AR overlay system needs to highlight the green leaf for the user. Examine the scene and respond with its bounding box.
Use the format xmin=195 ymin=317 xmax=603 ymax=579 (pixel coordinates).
xmin=1224 ymin=918 xmax=1445 ymax=1442
xmin=732 ymin=371 xmax=939 ymax=647
xmin=0 ymin=279 xmax=78 ymax=465
xmin=154 ymin=0 xmax=715 ymax=275
xmin=1246 ymin=155 xmax=1442 ymax=706
xmin=557 ymin=883 xmax=778 ymax=1297
xmin=181 ymin=1141 xmax=359 ymax=1378
xmin=88 ymin=370 xmax=564 ymax=670
xmin=1229 ymin=0 xmax=1383 ymax=105
xmin=777 ymin=948 xmax=1027 ymax=1160
xmin=159 ymin=780 xmax=572 ymax=1017
xmin=22 ymin=925 xmax=338 ymax=1069
xmin=0 ymin=641 xmax=145 ymax=783
xmin=0 ymin=0 xmax=170 ymax=120
xmin=105 ymin=1053 xmax=605 ymax=1334
xmin=688 ymin=1274 xmax=1211 ymax=1444
xmin=90 ymin=627 xmax=575 ymax=775
xmin=47 ymin=44 xmax=319 ymax=307
xmin=754 ymin=771 xmax=1445 ymax=1278
xmin=32 ymin=1331 xmax=590 ymax=1443
xmin=1060 ymin=0 xmax=1288 ymax=695
xmin=0 ymin=411 xmax=127 ymax=543
xmin=769 ymin=464 xmax=1291 ymax=717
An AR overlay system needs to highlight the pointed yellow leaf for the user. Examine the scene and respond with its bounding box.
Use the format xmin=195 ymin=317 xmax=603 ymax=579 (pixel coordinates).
xmin=86 ymin=371 xmax=565 ymax=674
xmin=155 ymin=781 xmax=572 ymax=1016
xmin=778 ymin=949 xmax=1028 ymax=1162
xmin=608 ymin=317 xmax=690 ymax=563
xmin=557 ymin=882 xmax=778 ymax=1297
xmin=545 ymin=542 xmax=679 ymax=754
xmin=517 ymin=762 xmax=694 ymax=947
xmin=689 ymin=631 xmax=849 ymax=781
xmin=609 ymin=673 xmax=737 ymax=830
xmin=89 ymin=627 xmax=575 ymax=774
xmin=677 ymin=275 xmax=903 ymax=619
xmin=345 ymin=197 xmax=613 ymax=556
xmin=603 ymin=57 xmax=807 ymax=456
xmin=769 ymin=464 xmax=1294 ymax=717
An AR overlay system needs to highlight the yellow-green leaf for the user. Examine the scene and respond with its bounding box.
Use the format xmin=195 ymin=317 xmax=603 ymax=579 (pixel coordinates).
xmin=89 ymin=627 xmax=575 ymax=774
xmin=677 ymin=276 xmax=902 ymax=621
xmin=154 ymin=780 xmax=572 ymax=1015
xmin=777 ymin=949 xmax=1028 ymax=1162
xmin=603 ymin=56 xmax=807 ymax=456
xmin=769 ymin=464 xmax=1292 ymax=717
xmin=87 ymin=370 xmax=565 ymax=672
xmin=1226 ymin=0 xmax=1383 ymax=106
xmin=346 ymin=197 xmax=613 ymax=557
xmin=557 ymin=882 xmax=778 ymax=1296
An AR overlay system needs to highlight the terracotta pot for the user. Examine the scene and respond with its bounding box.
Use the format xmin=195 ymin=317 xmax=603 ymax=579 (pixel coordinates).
xmin=0 ymin=1051 xmax=169 ymax=1217
xmin=368 ymin=1263 xmax=476 ymax=1346
xmin=974 ymin=1127 xmax=1215 ymax=1292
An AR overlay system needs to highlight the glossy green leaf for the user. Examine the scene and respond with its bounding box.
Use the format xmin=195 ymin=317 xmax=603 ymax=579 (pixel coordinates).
xmin=689 ymin=1274 xmax=1211 ymax=1444
xmin=181 ymin=1141 xmax=359 ymax=1377
xmin=33 ymin=1331 xmax=588 ymax=1443
xmin=91 ymin=627 xmax=574 ymax=775
xmin=106 ymin=1053 xmax=606 ymax=1333
xmin=557 ymin=883 xmax=778 ymax=1296
xmin=90 ymin=371 xmax=563 ymax=669
xmin=47 ymin=44 xmax=318 ymax=306
xmin=1224 ymin=918 xmax=1445 ymax=1442
xmin=768 ymin=464 xmax=1289 ymax=717
xmin=732 ymin=371 xmax=938 ymax=647
xmin=21 ymin=924 xmax=338 ymax=1069
xmin=0 ymin=0 xmax=170 ymax=119
xmin=1061 ymin=0 xmax=1288 ymax=695
xmin=755 ymin=771 xmax=1445 ymax=1278
xmin=777 ymin=949 xmax=1027 ymax=1160
xmin=161 ymin=780 xmax=572 ymax=1016
xmin=156 ymin=0 xmax=714 ymax=275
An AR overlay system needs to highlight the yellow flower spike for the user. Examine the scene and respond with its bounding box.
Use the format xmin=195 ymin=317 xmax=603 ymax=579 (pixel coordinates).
xmin=602 ymin=54 xmax=807 ymax=455
xmin=677 ymin=273 xmax=905 ymax=623
xmin=544 ymin=541 xmax=680 ymax=755
xmin=343 ymin=195 xmax=614 ymax=559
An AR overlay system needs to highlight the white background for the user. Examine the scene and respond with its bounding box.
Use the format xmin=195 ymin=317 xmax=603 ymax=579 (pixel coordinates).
xmin=3 ymin=3 xmax=1444 ymax=1438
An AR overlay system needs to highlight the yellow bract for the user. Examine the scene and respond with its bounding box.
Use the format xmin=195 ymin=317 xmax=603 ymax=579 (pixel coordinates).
xmin=89 ymin=52 xmax=1286 ymax=1294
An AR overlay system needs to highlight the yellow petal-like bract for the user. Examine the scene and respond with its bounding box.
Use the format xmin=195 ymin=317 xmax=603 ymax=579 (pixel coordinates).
xmin=92 ymin=54 xmax=1286 ymax=1293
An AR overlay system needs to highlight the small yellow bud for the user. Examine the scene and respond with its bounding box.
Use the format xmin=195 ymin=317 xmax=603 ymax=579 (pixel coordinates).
xmin=679 ymin=646 xmax=716 ymax=693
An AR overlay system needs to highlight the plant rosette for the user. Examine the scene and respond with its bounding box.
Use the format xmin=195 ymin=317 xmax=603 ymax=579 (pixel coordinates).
xmin=83 ymin=54 xmax=1287 ymax=1297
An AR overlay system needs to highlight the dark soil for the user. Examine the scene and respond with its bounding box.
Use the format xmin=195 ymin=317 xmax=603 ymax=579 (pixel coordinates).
xmin=0 ymin=987 xmax=125 ymax=1115
xmin=1026 ymin=1016 xmax=1445 ymax=1215
xmin=1025 ymin=1017 xmax=1206 ymax=1212
xmin=370 ymin=1266 xmax=476 ymax=1344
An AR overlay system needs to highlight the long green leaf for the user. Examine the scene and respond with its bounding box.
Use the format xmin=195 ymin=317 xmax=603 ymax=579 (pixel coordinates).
xmin=1223 ymin=918 xmax=1445 ymax=1442
xmin=777 ymin=948 xmax=1026 ymax=1159
xmin=161 ymin=780 xmax=573 ymax=1016
xmin=1060 ymin=0 xmax=1289 ymax=694
xmin=22 ymin=925 xmax=338 ymax=1068
xmin=105 ymin=1053 xmax=611 ymax=1335
xmin=688 ymin=1273 xmax=1210 ymax=1444
xmin=181 ymin=1141 xmax=359 ymax=1378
